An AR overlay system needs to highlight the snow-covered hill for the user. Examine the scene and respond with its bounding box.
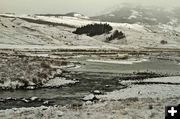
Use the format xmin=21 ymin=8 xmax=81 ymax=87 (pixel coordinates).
xmin=0 ymin=13 xmax=180 ymax=50
xmin=36 ymin=12 xmax=89 ymax=19
xmin=93 ymin=5 xmax=180 ymax=33
xmin=93 ymin=5 xmax=180 ymax=25
xmin=0 ymin=14 xmax=108 ymax=46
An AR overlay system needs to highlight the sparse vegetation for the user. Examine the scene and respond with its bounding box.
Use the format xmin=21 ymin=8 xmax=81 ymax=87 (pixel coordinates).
xmin=1 ymin=23 xmax=8 ymax=28
xmin=0 ymin=55 xmax=65 ymax=90
xmin=73 ymin=23 xmax=113 ymax=36
xmin=41 ymin=61 xmax=51 ymax=69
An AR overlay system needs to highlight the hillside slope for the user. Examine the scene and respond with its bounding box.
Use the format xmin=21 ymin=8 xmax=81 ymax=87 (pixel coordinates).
xmin=0 ymin=14 xmax=180 ymax=49
xmin=93 ymin=5 xmax=180 ymax=25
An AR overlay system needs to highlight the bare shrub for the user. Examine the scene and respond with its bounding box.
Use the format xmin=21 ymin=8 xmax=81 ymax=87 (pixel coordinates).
xmin=40 ymin=61 xmax=51 ymax=69
xmin=160 ymin=40 xmax=167 ymax=44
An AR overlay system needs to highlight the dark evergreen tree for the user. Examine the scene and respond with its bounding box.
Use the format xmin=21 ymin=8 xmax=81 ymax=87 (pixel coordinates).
xmin=73 ymin=23 xmax=113 ymax=36
xmin=106 ymin=30 xmax=125 ymax=42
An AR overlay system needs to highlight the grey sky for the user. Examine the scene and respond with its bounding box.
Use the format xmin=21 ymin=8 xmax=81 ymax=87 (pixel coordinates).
xmin=0 ymin=0 xmax=180 ymax=16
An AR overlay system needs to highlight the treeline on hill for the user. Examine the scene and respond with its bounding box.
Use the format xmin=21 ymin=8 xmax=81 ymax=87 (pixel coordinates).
xmin=106 ymin=30 xmax=125 ymax=42
xmin=73 ymin=23 xmax=113 ymax=36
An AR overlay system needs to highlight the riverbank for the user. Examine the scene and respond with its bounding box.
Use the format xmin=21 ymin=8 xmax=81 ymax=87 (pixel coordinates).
xmin=0 ymin=97 xmax=179 ymax=119
xmin=0 ymin=48 xmax=180 ymax=118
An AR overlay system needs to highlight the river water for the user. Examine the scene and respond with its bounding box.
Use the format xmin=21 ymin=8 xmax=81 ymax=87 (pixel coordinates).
xmin=0 ymin=57 xmax=180 ymax=109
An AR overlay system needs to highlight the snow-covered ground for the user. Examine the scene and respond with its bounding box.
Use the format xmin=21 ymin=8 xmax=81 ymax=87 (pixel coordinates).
xmin=96 ymin=76 xmax=180 ymax=100
xmin=121 ymin=76 xmax=180 ymax=84
xmin=0 ymin=96 xmax=179 ymax=119
xmin=43 ymin=78 xmax=78 ymax=87
xmin=98 ymin=84 xmax=180 ymax=100
xmin=0 ymin=14 xmax=146 ymax=31
xmin=87 ymin=58 xmax=148 ymax=64
xmin=0 ymin=14 xmax=180 ymax=50
xmin=0 ymin=44 xmax=118 ymax=50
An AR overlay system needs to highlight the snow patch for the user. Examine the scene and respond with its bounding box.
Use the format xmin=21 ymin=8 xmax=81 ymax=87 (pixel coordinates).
xmin=98 ymin=85 xmax=180 ymax=100
xmin=128 ymin=10 xmax=141 ymax=19
xmin=87 ymin=59 xmax=148 ymax=64
xmin=109 ymin=14 xmax=115 ymax=17
xmin=0 ymin=44 xmax=118 ymax=50
xmin=74 ymin=13 xmax=89 ymax=19
xmin=98 ymin=76 xmax=180 ymax=100
xmin=43 ymin=77 xmax=78 ymax=87
xmin=122 ymin=76 xmax=180 ymax=84
xmin=0 ymin=80 xmax=24 ymax=89
xmin=159 ymin=24 xmax=180 ymax=33
xmin=175 ymin=25 xmax=180 ymax=32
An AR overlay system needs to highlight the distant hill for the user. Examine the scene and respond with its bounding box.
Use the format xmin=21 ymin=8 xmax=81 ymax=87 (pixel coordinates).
xmin=36 ymin=12 xmax=89 ymax=19
xmin=92 ymin=5 xmax=180 ymax=26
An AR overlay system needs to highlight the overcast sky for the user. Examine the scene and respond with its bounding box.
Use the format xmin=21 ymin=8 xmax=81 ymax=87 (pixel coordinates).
xmin=0 ymin=0 xmax=180 ymax=16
